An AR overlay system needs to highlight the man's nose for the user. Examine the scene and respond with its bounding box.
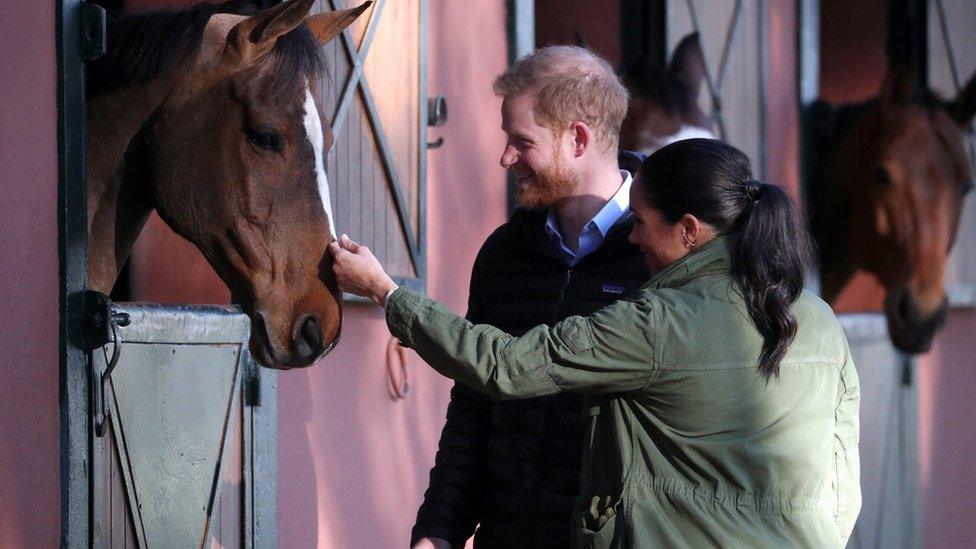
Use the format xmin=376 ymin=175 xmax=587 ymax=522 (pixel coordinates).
xmin=500 ymin=145 xmax=517 ymax=168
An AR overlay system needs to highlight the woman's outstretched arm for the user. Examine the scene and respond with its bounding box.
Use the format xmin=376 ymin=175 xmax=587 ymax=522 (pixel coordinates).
xmin=330 ymin=235 xmax=655 ymax=399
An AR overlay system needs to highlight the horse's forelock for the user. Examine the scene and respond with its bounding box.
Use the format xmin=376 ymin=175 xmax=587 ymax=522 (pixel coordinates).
xmin=264 ymin=23 xmax=330 ymax=95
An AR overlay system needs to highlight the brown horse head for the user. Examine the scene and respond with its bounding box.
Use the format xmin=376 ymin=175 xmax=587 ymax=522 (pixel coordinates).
xmin=619 ymin=33 xmax=715 ymax=154
xmin=814 ymin=68 xmax=976 ymax=353
xmin=86 ymin=0 xmax=370 ymax=368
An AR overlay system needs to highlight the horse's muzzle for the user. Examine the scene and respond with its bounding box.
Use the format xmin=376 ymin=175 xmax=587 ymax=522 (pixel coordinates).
xmin=249 ymin=311 xmax=339 ymax=369
xmin=884 ymin=289 xmax=948 ymax=354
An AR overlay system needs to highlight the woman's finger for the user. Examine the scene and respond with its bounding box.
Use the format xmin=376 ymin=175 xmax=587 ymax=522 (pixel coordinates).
xmin=340 ymin=233 xmax=361 ymax=252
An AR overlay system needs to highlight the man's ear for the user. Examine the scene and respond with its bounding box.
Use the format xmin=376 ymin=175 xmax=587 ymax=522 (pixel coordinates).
xmin=570 ymin=121 xmax=592 ymax=157
xmin=306 ymin=2 xmax=372 ymax=45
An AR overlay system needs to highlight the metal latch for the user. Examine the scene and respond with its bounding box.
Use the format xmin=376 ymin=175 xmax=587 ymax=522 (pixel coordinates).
xmin=427 ymin=95 xmax=448 ymax=149
xmin=83 ymin=290 xmax=130 ymax=437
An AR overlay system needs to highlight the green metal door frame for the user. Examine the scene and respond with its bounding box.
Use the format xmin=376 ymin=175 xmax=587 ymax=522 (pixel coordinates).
xmin=504 ymin=0 xmax=533 ymax=214
xmin=58 ymin=0 xmax=91 ymax=545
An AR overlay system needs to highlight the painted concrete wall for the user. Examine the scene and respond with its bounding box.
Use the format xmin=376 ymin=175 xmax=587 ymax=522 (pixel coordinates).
xmin=819 ymin=0 xmax=976 ymax=546
xmin=0 ymin=2 xmax=61 ymax=547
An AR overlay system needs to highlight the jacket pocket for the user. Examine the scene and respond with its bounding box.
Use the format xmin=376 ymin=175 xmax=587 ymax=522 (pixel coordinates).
xmin=572 ymin=495 xmax=621 ymax=549
xmin=562 ymin=317 xmax=597 ymax=355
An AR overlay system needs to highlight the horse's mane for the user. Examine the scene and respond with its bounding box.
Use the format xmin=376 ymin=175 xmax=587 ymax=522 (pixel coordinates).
xmin=87 ymin=0 xmax=327 ymax=98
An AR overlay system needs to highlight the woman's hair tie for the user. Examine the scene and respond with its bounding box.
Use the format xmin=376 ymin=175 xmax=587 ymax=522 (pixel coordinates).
xmin=744 ymin=180 xmax=765 ymax=203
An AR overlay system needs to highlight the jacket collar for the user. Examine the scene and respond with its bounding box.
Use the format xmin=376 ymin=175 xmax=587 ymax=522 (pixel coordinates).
xmin=645 ymin=233 xmax=738 ymax=290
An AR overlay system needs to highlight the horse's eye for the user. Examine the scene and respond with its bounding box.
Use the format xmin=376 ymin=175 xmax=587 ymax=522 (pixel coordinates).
xmin=248 ymin=130 xmax=283 ymax=152
xmin=963 ymin=178 xmax=974 ymax=195
xmin=873 ymin=167 xmax=892 ymax=187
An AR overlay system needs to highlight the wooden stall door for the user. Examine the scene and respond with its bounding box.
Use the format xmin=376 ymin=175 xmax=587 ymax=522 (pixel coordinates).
xmin=90 ymin=305 xmax=276 ymax=549
xmin=316 ymin=0 xmax=427 ymax=291
xmin=666 ymin=0 xmax=767 ymax=178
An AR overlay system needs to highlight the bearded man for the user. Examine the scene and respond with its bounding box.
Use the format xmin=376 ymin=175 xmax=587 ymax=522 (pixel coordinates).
xmin=412 ymin=46 xmax=650 ymax=549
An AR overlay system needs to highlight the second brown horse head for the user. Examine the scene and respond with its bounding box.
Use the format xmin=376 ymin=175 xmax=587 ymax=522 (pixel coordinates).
xmin=811 ymin=68 xmax=976 ymax=353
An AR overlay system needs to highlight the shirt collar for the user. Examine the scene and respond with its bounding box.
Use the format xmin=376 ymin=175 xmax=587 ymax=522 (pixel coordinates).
xmin=545 ymin=169 xmax=633 ymax=239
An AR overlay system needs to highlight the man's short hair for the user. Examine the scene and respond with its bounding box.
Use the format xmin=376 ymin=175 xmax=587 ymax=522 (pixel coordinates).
xmin=493 ymin=45 xmax=629 ymax=156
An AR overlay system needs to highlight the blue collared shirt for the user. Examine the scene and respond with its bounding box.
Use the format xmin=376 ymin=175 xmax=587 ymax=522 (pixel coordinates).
xmin=545 ymin=170 xmax=633 ymax=266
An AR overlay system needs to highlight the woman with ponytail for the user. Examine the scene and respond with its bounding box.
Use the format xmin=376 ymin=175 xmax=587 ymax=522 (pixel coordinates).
xmin=332 ymin=139 xmax=860 ymax=548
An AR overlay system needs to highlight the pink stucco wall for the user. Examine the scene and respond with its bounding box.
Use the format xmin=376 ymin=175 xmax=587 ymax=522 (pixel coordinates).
xmin=275 ymin=2 xmax=509 ymax=547
xmin=0 ymin=2 xmax=61 ymax=546
xmin=917 ymin=312 xmax=976 ymax=547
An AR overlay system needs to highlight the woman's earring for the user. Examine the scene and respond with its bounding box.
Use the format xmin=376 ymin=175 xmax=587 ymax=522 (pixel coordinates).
xmin=683 ymin=233 xmax=696 ymax=248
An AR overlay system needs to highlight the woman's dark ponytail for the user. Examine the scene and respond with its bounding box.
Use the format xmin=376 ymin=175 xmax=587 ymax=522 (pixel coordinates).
xmin=734 ymin=181 xmax=812 ymax=378
xmin=638 ymin=139 xmax=813 ymax=379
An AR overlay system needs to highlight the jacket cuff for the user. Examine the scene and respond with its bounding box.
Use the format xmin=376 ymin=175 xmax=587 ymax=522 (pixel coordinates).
xmin=385 ymin=287 xmax=428 ymax=348
xmin=410 ymin=526 xmax=465 ymax=549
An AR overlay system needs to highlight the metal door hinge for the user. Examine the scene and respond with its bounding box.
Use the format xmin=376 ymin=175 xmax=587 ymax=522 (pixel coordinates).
xmin=80 ymin=1 xmax=107 ymax=62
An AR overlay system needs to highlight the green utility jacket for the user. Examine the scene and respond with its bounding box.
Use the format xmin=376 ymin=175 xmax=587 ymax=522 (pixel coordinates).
xmin=387 ymin=236 xmax=860 ymax=548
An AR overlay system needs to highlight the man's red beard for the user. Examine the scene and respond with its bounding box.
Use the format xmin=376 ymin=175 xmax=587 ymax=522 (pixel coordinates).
xmin=513 ymin=153 xmax=582 ymax=209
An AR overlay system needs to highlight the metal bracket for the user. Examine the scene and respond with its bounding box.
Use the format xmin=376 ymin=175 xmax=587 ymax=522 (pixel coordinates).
xmin=80 ymin=1 xmax=107 ymax=62
xmin=83 ymin=290 xmax=131 ymax=437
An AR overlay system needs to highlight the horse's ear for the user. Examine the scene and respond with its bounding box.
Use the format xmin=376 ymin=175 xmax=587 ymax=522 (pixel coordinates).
xmin=573 ymin=30 xmax=587 ymax=49
xmin=879 ymin=67 xmax=912 ymax=110
xmin=668 ymin=33 xmax=706 ymax=101
xmin=950 ymin=70 xmax=976 ymax=126
xmin=306 ymin=2 xmax=372 ymax=46
xmin=226 ymin=0 xmax=316 ymax=65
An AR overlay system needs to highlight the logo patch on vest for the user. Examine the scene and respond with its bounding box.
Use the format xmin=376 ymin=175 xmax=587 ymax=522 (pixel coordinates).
xmin=602 ymin=284 xmax=625 ymax=295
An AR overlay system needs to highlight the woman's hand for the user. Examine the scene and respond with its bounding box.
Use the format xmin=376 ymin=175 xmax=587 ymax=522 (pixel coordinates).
xmin=329 ymin=234 xmax=398 ymax=306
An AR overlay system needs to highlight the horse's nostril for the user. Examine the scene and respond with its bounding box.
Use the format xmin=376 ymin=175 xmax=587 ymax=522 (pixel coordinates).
xmin=292 ymin=314 xmax=323 ymax=361
xmin=301 ymin=316 xmax=322 ymax=349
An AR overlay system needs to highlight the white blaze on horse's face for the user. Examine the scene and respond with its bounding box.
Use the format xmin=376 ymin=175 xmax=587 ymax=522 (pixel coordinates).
xmin=302 ymin=82 xmax=337 ymax=240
